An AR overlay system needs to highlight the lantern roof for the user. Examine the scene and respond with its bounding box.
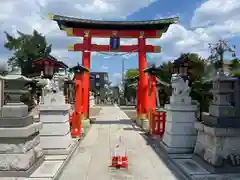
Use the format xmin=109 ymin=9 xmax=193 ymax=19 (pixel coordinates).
xmin=33 ymin=55 xmax=68 ymax=68
xmin=90 ymin=75 xmax=95 ymax=79
xmin=49 ymin=14 xmax=178 ymax=30
xmin=69 ymin=63 xmax=89 ymax=73
xmin=144 ymin=64 xmax=162 ymax=75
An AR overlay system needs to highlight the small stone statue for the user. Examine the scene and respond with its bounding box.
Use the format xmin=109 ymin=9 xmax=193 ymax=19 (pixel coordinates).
xmin=171 ymin=74 xmax=190 ymax=97
xmin=170 ymin=74 xmax=192 ymax=105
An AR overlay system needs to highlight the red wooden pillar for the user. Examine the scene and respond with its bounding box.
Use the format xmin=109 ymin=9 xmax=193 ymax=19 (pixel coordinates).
xmin=82 ymin=31 xmax=91 ymax=120
xmin=138 ymin=33 xmax=148 ymax=119
xmin=137 ymin=80 xmax=141 ymax=116
xmin=71 ymin=73 xmax=82 ymax=137
xmin=149 ymin=74 xmax=157 ymax=112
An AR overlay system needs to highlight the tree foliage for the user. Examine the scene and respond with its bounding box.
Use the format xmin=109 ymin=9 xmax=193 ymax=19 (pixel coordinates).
xmin=4 ymin=30 xmax=52 ymax=76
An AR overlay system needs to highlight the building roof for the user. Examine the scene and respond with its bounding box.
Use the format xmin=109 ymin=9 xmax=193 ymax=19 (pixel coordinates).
xmin=50 ymin=14 xmax=179 ymax=30
xmin=33 ymin=55 xmax=68 ymax=68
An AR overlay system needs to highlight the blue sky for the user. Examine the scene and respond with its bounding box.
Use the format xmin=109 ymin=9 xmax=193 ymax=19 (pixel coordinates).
xmin=89 ymin=0 xmax=240 ymax=85
xmin=0 ymin=0 xmax=239 ymax=85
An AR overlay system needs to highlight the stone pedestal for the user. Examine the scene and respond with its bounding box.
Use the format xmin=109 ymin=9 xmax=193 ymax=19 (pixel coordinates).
xmin=160 ymin=103 xmax=197 ymax=153
xmin=40 ymin=92 xmax=73 ymax=155
xmin=194 ymin=121 xmax=240 ymax=172
xmin=0 ymin=103 xmax=44 ymax=177
xmin=89 ymin=93 xmax=95 ymax=108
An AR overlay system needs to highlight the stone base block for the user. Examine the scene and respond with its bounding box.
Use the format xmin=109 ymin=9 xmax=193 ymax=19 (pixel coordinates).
xmin=0 ymin=122 xmax=42 ymax=138
xmin=0 ymin=143 xmax=44 ymax=177
xmin=0 ymin=155 xmax=44 ymax=177
xmin=194 ymin=122 xmax=240 ymax=170
xmin=141 ymin=119 xmax=149 ymax=132
xmin=82 ymin=119 xmax=90 ymax=128
xmin=43 ymin=139 xmax=77 ymax=155
xmin=162 ymin=132 xmax=196 ymax=151
xmin=160 ymin=141 xmax=193 ymax=154
xmin=1 ymin=103 xmax=28 ymax=118
xmin=0 ymin=134 xmax=40 ymax=153
xmin=136 ymin=119 xmax=141 ymax=126
xmin=40 ymin=133 xmax=73 ymax=150
xmin=0 ymin=115 xmax=33 ymax=128
xmin=40 ymin=122 xmax=69 ymax=136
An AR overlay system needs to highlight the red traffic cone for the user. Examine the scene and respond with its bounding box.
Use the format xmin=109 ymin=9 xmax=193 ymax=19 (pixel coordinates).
xmin=110 ymin=136 xmax=128 ymax=169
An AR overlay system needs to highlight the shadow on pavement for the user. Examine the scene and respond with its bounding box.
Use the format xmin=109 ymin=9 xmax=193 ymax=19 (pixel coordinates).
xmin=121 ymin=108 xmax=190 ymax=180
xmin=139 ymin=133 xmax=191 ymax=180
xmin=119 ymin=106 xmax=136 ymax=110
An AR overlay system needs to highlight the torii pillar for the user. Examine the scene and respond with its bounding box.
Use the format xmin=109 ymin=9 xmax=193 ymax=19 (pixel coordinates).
xmin=137 ymin=32 xmax=149 ymax=129
xmin=82 ymin=31 xmax=91 ymax=124
xmin=69 ymin=64 xmax=89 ymax=137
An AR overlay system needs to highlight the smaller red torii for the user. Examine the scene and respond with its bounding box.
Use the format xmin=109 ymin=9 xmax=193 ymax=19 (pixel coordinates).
xmin=69 ymin=63 xmax=89 ymax=137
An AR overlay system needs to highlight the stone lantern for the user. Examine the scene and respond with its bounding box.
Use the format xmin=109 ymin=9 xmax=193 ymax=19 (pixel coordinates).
xmin=203 ymin=71 xmax=236 ymax=127
xmin=172 ymin=54 xmax=193 ymax=82
xmin=2 ymin=66 xmax=32 ymax=103
xmin=0 ymin=66 xmax=44 ymax=176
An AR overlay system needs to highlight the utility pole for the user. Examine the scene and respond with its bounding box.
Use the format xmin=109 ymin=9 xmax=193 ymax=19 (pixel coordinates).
xmin=122 ymin=58 xmax=125 ymax=87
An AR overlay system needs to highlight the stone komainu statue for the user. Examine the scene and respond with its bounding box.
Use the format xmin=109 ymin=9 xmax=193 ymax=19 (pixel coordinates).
xmin=171 ymin=74 xmax=190 ymax=97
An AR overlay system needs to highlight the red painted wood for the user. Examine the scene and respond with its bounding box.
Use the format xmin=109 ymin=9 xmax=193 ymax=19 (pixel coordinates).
xmin=71 ymin=44 xmax=159 ymax=53
xmin=70 ymin=28 xmax=162 ymax=38
xmin=151 ymin=111 xmax=166 ymax=136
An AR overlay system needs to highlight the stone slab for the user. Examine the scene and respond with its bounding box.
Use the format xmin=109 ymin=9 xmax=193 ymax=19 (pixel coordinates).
xmin=0 ymin=122 xmax=42 ymax=138
xmin=193 ymin=154 xmax=240 ymax=174
xmin=173 ymin=158 xmax=210 ymax=176
xmin=30 ymin=161 xmax=63 ymax=178
xmin=40 ymin=133 xmax=72 ymax=150
xmin=0 ymin=155 xmax=44 ymax=177
xmin=169 ymin=153 xmax=193 ymax=159
xmin=0 ymin=134 xmax=40 ymax=153
xmin=162 ymin=131 xmax=197 ymax=149
xmin=42 ymin=141 xmax=76 ymax=155
xmin=40 ymin=122 xmax=69 ymax=136
xmin=192 ymin=174 xmax=240 ymax=180
xmin=160 ymin=141 xmax=193 ymax=153
xmin=165 ymin=121 xmax=197 ymax=135
xmin=45 ymin=155 xmax=68 ymax=161
xmin=165 ymin=104 xmax=197 ymax=112
xmin=40 ymin=112 xmax=69 ymax=123
xmin=40 ymin=104 xmax=70 ymax=112
xmin=202 ymin=114 xmax=240 ymax=128
xmin=0 ymin=115 xmax=33 ymax=128
xmin=1 ymin=178 xmax=51 ymax=180
xmin=1 ymin=103 xmax=28 ymax=118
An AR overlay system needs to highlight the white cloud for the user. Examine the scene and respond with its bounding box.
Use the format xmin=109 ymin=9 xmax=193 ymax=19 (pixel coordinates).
xmin=0 ymin=0 xmax=156 ymax=64
xmin=1 ymin=0 xmax=240 ymax=70
xmin=148 ymin=0 xmax=240 ymax=64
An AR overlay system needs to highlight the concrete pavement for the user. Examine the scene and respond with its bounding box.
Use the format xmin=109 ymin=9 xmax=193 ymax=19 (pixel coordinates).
xmin=57 ymin=105 xmax=180 ymax=180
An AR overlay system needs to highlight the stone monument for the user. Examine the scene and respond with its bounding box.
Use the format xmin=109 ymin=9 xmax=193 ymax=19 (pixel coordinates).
xmin=39 ymin=71 xmax=74 ymax=155
xmin=194 ymin=72 xmax=240 ymax=173
xmin=0 ymin=66 xmax=43 ymax=177
xmin=160 ymin=74 xmax=198 ymax=153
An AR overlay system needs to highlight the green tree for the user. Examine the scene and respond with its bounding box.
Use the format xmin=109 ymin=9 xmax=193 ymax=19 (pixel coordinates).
xmin=125 ymin=68 xmax=138 ymax=79
xmin=230 ymin=58 xmax=240 ymax=76
xmin=124 ymin=68 xmax=139 ymax=101
xmin=4 ymin=30 xmax=52 ymax=76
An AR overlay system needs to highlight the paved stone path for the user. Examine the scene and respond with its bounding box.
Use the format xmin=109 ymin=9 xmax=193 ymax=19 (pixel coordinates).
xmin=58 ymin=105 xmax=179 ymax=180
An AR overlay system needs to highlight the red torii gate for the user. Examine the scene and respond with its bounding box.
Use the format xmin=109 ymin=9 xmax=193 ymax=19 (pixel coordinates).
xmin=49 ymin=14 xmax=178 ymax=122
